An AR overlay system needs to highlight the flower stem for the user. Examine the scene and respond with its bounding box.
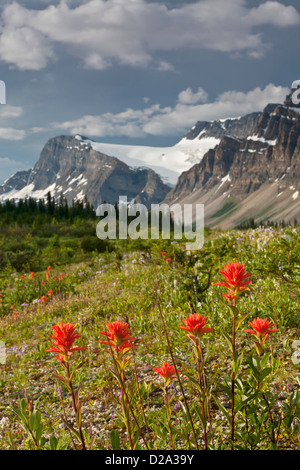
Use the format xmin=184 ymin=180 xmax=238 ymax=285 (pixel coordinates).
xmin=132 ymin=348 xmax=151 ymax=442
xmin=154 ymin=289 xmax=200 ymax=450
xmin=105 ymin=329 xmax=150 ymax=450
xmin=66 ymin=363 xmax=86 ymax=450
xmin=165 ymin=387 xmax=175 ymax=449
xmin=231 ymin=315 xmax=236 ymax=447
xmin=197 ymin=357 xmax=208 ymax=450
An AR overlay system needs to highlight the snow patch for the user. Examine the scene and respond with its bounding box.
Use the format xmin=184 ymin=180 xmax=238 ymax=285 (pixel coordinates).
xmin=247 ymin=135 xmax=277 ymax=146
xmin=0 ymin=183 xmax=57 ymax=202
xmin=89 ymin=136 xmax=220 ymax=185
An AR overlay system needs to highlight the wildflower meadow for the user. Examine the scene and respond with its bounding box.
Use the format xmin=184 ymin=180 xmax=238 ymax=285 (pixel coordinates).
xmin=0 ymin=225 xmax=299 ymax=451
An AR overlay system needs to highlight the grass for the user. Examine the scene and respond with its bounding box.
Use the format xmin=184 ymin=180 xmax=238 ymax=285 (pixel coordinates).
xmin=0 ymin=225 xmax=299 ymax=450
xmin=211 ymin=198 xmax=237 ymax=220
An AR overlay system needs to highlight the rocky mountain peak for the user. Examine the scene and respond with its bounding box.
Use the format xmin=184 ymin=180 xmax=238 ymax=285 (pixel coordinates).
xmin=0 ymin=135 xmax=171 ymax=209
xmin=164 ymin=97 xmax=300 ymax=228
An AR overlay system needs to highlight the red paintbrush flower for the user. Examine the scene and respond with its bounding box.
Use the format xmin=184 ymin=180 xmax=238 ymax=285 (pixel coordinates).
xmin=180 ymin=313 xmax=213 ymax=338
xmin=213 ymin=262 xmax=251 ymax=301
xmin=244 ymin=317 xmax=277 ymax=342
xmin=244 ymin=317 xmax=277 ymax=355
xmin=99 ymin=321 xmax=135 ymax=351
xmin=161 ymin=252 xmax=167 ymax=257
xmin=154 ymin=362 xmax=177 ymax=383
xmin=46 ymin=322 xmax=86 ymax=363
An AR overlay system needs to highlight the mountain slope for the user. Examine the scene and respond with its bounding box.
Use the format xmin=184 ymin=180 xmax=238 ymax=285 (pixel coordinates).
xmin=0 ymin=135 xmax=171 ymax=209
xmin=88 ymin=110 xmax=264 ymax=184
xmin=164 ymin=101 xmax=300 ymax=228
xmin=1 ymin=89 xmax=299 ymax=227
xmin=0 ymin=110 xmax=267 ymax=205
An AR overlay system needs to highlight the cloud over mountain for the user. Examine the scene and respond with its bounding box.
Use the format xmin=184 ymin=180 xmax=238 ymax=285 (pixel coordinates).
xmin=52 ymin=84 xmax=289 ymax=137
xmin=0 ymin=0 xmax=299 ymax=70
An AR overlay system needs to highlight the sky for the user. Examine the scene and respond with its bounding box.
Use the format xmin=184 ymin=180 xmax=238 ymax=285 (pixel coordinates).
xmin=0 ymin=0 xmax=299 ymax=183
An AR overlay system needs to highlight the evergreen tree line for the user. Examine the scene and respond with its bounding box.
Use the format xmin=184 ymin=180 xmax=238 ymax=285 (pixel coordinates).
xmin=236 ymin=217 xmax=298 ymax=230
xmin=0 ymin=192 xmax=96 ymax=226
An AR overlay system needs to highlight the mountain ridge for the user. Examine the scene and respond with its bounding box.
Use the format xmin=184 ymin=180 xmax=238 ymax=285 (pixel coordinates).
xmin=1 ymin=88 xmax=299 ymax=227
xmin=0 ymin=135 xmax=171 ymax=209
xmin=164 ymin=100 xmax=300 ymax=228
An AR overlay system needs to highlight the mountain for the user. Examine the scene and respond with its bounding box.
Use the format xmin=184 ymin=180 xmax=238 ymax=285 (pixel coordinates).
xmin=0 ymin=135 xmax=171 ymax=209
xmin=1 ymin=87 xmax=299 ymax=227
xmin=164 ymin=97 xmax=300 ymax=228
xmin=0 ymin=111 xmax=267 ymax=206
xmin=87 ymin=111 xmax=264 ymax=185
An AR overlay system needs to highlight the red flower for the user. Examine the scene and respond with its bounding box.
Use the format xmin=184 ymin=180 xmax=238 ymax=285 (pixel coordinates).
xmin=154 ymin=362 xmax=177 ymax=383
xmin=20 ymin=275 xmax=24 ymax=279
xmin=166 ymin=258 xmax=171 ymax=263
xmin=41 ymin=296 xmax=47 ymax=302
xmin=48 ymin=290 xmax=54 ymax=297
xmin=30 ymin=272 xmax=34 ymax=278
xmin=46 ymin=322 xmax=86 ymax=363
xmin=244 ymin=317 xmax=277 ymax=342
xmin=47 ymin=266 xmax=51 ymax=271
xmin=213 ymin=262 xmax=251 ymax=301
xmin=244 ymin=317 xmax=277 ymax=355
xmin=180 ymin=313 xmax=213 ymax=338
xmin=161 ymin=252 xmax=167 ymax=257
xmin=99 ymin=321 xmax=135 ymax=351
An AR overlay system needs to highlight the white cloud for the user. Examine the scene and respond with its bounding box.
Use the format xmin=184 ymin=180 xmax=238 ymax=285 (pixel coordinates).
xmin=246 ymin=1 xmax=300 ymax=27
xmin=0 ymin=0 xmax=299 ymax=70
xmin=52 ymin=83 xmax=290 ymax=137
xmin=0 ymin=128 xmax=26 ymax=140
xmin=0 ymin=105 xmax=23 ymax=119
xmin=177 ymin=88 xmax=208 ymax=105
xmin=0 ymin=105 xmax=26 ymax=140
xmin=0 ymin=25 xmax=54 ymax=71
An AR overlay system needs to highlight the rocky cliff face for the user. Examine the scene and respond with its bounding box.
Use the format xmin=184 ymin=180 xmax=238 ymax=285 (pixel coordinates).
xmin=0 ymin=169 xmax=31 ymax=194
xmin=183 ymin=110 xmax=263 ymax=142
xmin=0 ymin=135 xmax=171 ymax=209
xmin=1 ymin=91 xmax=299 ymax=227
xmin=164 ymin=100 xmax=300 ymax=228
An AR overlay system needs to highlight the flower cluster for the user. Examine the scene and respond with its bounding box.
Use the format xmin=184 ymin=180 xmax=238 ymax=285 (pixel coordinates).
xmin=244 ymin=317 xmax=278 ymax=355
xmin=99 ymin=320 xmax=135 ymax=353
xmin=161 ymin=252 xmax=171 ymax=263
xmin=180 ymin=313 xmax=213 ymax=338
xmin=46 ymin=322 xmax=86 ymax=364
xmin=154 ymin=362 xmax=177 ymax=384
xmin=213 ymin=262 xmax=252 ymax=302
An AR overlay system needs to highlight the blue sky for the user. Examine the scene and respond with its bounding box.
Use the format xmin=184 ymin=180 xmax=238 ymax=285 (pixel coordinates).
xmin=0 ymin=0 xmax=299 ymax=183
